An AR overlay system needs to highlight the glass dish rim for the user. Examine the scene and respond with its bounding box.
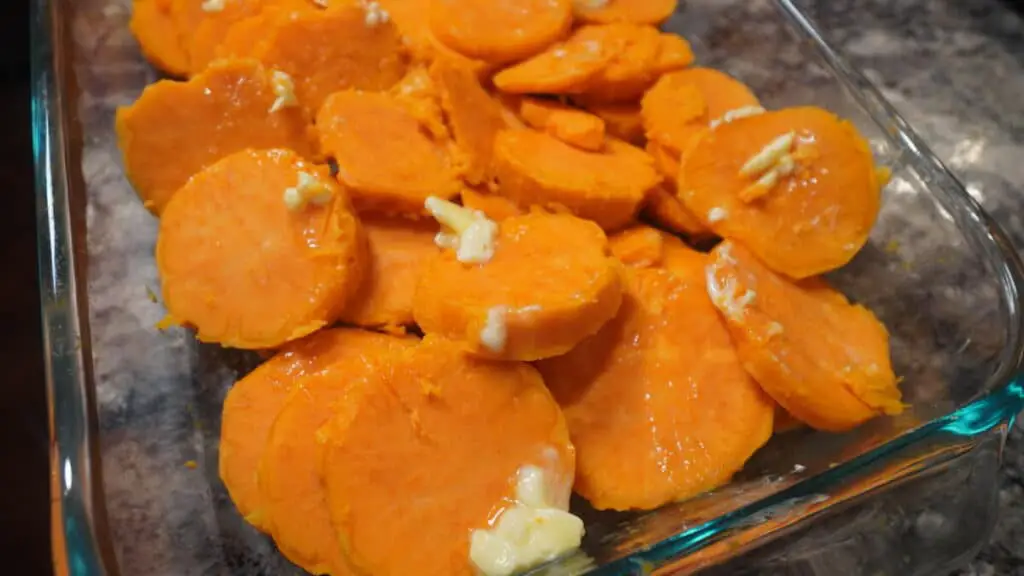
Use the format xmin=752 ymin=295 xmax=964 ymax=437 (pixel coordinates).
xmin=31 ymin=0 xmax=1024 ymax=574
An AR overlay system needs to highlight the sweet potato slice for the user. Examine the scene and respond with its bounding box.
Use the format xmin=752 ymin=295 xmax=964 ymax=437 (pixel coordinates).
xmin=537 ymin=247 xmax=774 ymax=511
xmin=678 ymin=107 xmax=883 ymax=278
xmin=641 ymin=67 xmax=761 ymax=155
xmin=429 ymin=58 xmax=509 ymax=185
xmin=607 ymin=225 xmax=665 ymax=268
xmin=706 ymin=241 xmax=903 ymax=431
xmin=572 ymin=0 xmax=676 ymax=25
xmin=491 ymin=32 xmax=613 ymax=95
xmin=249 ymin=6 xmax=408 ymax=115
xmin=580 ymin=100 xmax=644 ymax=144
xmin=220 ymin=328 xmax=373 ymax=531
xmin=157 ymin=149 xmax=365 ymax=348
xmin=340 ymin=217 xmax=439 ymax=328
xmin=429 ymin=0 xmax=573 ymax=63
xmin=576 ymin=24 xmax=695 ymax=103
xmin=317 ymin=90 xmax=462 ymax=215
xmin=460 ymin=187 xmax=524 ymax=221
xmin=130 ymin=0 xmax=191 ymax=77
xmin=115 ymin=59 xmax=318 ymax=214
xmin=188 ymin=0 xmax=313 ymax=73
xmin=519 ymin=97 xmax=606 ymax=151
xmin=319 ymin=335 xmax=576 ymax=576
xmin=414 ymin=210 xmax=622 ymax=361
xmin=642 ymin=184 xmax=709 ymax=238
xmin=258 ymin=330 xmax=414 ymax=575
xmin=493 ymin=129 xmax=661 ymax=230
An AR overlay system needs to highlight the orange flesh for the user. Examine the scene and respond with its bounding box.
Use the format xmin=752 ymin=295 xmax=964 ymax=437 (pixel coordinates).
xmin=678 ymin=107 xmax=883 ymax=279
xmin=641 ymin=67 xmax=761 ymax=155
xmin=573 ymin=0 xmax=677 ymax=25
xmin=429 ymin=58 xmax=509 ymax=185
xmin=317 ymin=90 xmax=462 ymax=216
xmin=320 ymin=335 xmax=575 ymax=576
xmin=340 ymin=217 xmax=439 ymax=328
xmin=414 ymin=211 xmax=623 ymax=361
xmin=537 ymin=247 xmax=774 ymax=511
xmin=519 ymin=97 xmax=607 ymax=151
xmin=493 ymin=129 xmax=662 ymax=230
xmin=429 ymin=0 xmax=573 ymax=63
xmin=219 ymin=328 xmax=376 ymax=531
xmin=642 ymin=184 xmax=709 ymax=238
xmin=115 ymin=59 xmax=319 ymax=214
xmin=706 ymin=241 xmax=902 ymax=431
xmin=459 ymin=187 xmax=525 ymax=221
xmin=188 ymin=0 xmax=314 ymax=74
xmin=130 ymin=0 xmax=191 ymax=77
xmin=250 ymin=7 xmax=409 ymax=115
xmin=608 ymin=225 xmax=666 ymax=268
xmin=258 ymin=330 xmax=415 ymax=575
xmin=580 ymin=100 xmax=645 ymax=144
xmin=156 ymin=149 xmax=365 ymax=349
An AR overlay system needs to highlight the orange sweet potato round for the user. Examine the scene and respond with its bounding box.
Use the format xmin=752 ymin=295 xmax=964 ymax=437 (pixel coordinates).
xmin=317 ymin=90 xmax=462 ymax=216
xmin=130 ymin=0 xmax=191 ymax=77
xmin=706 ymin=241 xmax=903 ymax=431
xmin=319 ymin=335 xmax=575 ymax=576
xmin=115 ymin=59 xmax=318 ymax=214
xmin=157 ymin=149 xmax=364 ymax=349
xmin=493 ymin=129 xmax=662 ymax=230
xmin=219 ymin=327 xmax=377 ymax=531
xmin=678 ymin=107 xmax=883 ymax=278
xmin=429 ymin=0 xmax=573 ymax=63
xmin=258 ymin=329 xmax=415 ymax=575
xmin=537 ymin=245 xmax=774 ymax=510
xmin=414 ymin=211 xmax=622 ymax=361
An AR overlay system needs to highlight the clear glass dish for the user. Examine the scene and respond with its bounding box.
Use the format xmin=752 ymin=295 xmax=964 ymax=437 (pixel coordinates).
xmin=32 ymin=0 xmax=1024 ymax=574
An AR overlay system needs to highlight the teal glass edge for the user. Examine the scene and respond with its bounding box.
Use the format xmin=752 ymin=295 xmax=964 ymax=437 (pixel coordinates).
xmin=30 ymin=0 xmax=116 ymax=573
xmin=30 ymin=0 xmax=1024 ymax=574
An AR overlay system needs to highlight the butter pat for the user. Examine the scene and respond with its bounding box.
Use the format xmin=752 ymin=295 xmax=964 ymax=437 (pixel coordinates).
xmin=469 ymin=465 xmax=585 ymax=576
xmin=706 ymin=245 xmax=756 ymax=321
xmin=424 ymin=196 xmax=499 ymax=264
xmin=201 ymin=0 xmax=225 ymax=12
xmin=709 ymin=105 xmax=765 ymax=129
xmin=283 ymin=171 xmax=333 ymax=211
xmin=479 ymin=306 xmax=508 ymax=353
xmin=268 ymin=70 xmax=298 ymax=114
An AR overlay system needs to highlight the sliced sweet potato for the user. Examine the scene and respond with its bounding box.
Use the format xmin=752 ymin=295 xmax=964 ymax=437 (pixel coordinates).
xmin=642 ymin=184 xmax=709 ymax=238
xmin=460 ymin=187 xmax=524 ymax=221
xmin=580 ymin=100 xmax=644 ymax=144
xmin=706 ymin=241 xmax=903 ymax=431
xmin=608 ymin=225 xmax=665 ymax=268
xmin=249 ymin=6 xmax=409 ymax=115
xmin=319 ymin=335 xmax=576 ymax=576
xmin=678 ymin=107 xmax=883 ymax=278
xmin=414 ymin=210 xmax=622 ymax=361
xmin=641 ymin=67 xmax=761 ymax=155
xmin=130 ymin=0 xmax=191 ymax=77
xmin=220 ymin=328 xmax=373 ymax=531
xmin=429 ymin=58 xmax=509 ymax=185
xmin=389 ymin=65 xmax=449 ymax=140
xmin=258 ymin=330 xmax=414 ymax=575
xmin=537 ymin=247 xmax=774 ymax=511
xmin=187 ymin=0 xmax=313 ymax=74
xmin=429 ymin=0 xmax=573 ymax=63
xmin=572 ymin=0 xmax=676 ymax=25
xmin=317 ymin=90 xmax=462 ymax=216
xmin=519 ymin=97 xmax=606 ymax=151
xmin=115 ymin=59 xmax=318 ymax=214
xmin=157 ymin=149 xmax=365 ymax=348
xmin=576 ymin=24 xmax=694 ymax=103
xmin=492 ymin=23 xmax=691 ymax=101
xmin=493 ymin=129 xmax=661 ymax=230
xmin=340 ymin=217 xmax=439 ymax=328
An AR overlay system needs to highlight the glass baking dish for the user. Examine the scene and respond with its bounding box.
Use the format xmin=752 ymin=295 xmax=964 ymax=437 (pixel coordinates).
xmin=32 ymin=0 xmax=1024 ymax=573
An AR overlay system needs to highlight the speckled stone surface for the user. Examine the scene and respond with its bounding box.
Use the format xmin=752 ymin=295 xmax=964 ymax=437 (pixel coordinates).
xmin=69 ymin=0 xmax=1024 ymax=574
xmin=797 ymin=2 xmax=1024 ymax=574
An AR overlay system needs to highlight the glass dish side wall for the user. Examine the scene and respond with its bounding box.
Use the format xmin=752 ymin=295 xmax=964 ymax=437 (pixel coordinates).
xmin=34 ymin=0 xmax=1024 ymax=575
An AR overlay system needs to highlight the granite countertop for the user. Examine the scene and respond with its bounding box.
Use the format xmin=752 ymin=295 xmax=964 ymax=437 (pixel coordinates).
xmin=800 ymin=1 xmax=1024 ymax=573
